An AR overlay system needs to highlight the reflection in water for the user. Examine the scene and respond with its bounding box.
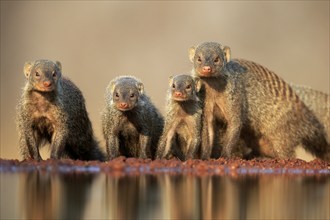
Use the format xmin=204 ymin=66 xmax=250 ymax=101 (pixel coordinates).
xmin=59 ymin=173 xmax=96 ymax=219
xmin=24 ymin=171 xmax=56 ymax=219
xmin=104 ymin=174 xmax=329 ymax=219
xmin=1 ymin=172 xmax=329 ymax=219
xmin=104 ymin=175 xmax=162 ymax=219
xmin=21 ymin=171 xmax=97 ymax=219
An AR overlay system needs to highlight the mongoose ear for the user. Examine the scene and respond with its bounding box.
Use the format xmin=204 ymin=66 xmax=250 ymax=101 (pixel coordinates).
xmin=23 ymin=61 xmax=34 ymax=78
xmin=137 ymin=82 xmax=144 ymax=94
xmin=168 ymin=76 xmax=174 ymax=86
xmin=194 ymin=78 xmax=202 ymax=92
xmin=222 ymin=46 xmax=231 ymax=63
xmin=55 ymin=61 xmax=62 ymax=71
xmin=189 ymin=46 xmax=196 ymax=63
xmin=109 ymin=81 xmax=116 ymax=95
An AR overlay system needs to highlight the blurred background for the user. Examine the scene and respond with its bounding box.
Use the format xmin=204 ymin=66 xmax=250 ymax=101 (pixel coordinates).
xmin=1 ymin=1 xmax=329 ymax=160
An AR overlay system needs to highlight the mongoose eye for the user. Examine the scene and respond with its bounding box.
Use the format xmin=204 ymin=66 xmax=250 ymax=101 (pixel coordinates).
xmin=115 ymin=92 xmax=119 ymax=98
xmin=130 ymin=93 xmax=135 ymax=98
xmin=197 ymin=57 xmax=202 ymax=63
xmin=214 ymin=57 xmax=220 ymax=63
xmin=52 ymin=71 xmax=57 ymax=77
xmin=35 ymin=71 xmax=40 ymax=77
xmin=186 ymin=84 xmax=192 ymax=90
xmin=172 ymin=84 xmax=175 ymax=89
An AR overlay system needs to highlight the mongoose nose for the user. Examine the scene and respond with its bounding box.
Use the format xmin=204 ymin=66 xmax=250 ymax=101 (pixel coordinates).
xmin=202 ymin=66 xmax=212 ymax=73
xmin=119 ymin=102 xmax=129 ymax=109
xmin=43 ymin=81 xmax=52 ymax=87
xmin=174 ymin=92 xmax=183 ymax=97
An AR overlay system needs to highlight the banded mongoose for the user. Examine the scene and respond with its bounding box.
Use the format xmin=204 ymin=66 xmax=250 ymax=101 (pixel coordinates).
xmin=102 ymin=76 xmax=164 ymax=160
xmin=16 ymin=59 xmax=105 ymax=161
xmin=290 ymin=84 xmax=330 ymax=142
xmin=156 ymin=74 xmax=202 ymax=160
xmin=189 ymin=42 xmax=329 ymax=161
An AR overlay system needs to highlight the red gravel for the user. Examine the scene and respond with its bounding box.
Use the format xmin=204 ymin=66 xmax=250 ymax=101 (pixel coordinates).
xmin=0 ymin=157 xmax=329 ymax=176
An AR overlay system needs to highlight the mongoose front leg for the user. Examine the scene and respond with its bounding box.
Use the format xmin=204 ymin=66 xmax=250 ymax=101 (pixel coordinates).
xmin=201 ymin=113 xmax=214 ymax=160
xmin=185 ymin=115 xmax=201 ymax=160
xmin=220 ymin=87 xmax=243 ymax=158
xmin=156 ymin=135 xmax=169 ymax=159
xmin=222 ymin=121 xmax=242 ymax=158
xmin=164 ymin=126 xmax=177 ymax=159
xmin=106 ymin=134 xmax=120 ymax=160
xmin=186 ymin=127 xmax=200 ymax=160
xmin=20 ymin=130 xmax=41 ymax=160
xmin=221 ymin=101 xmax=242 ymax=158
xmin=50 ymin=130 xmax=67 ymax=159
xmin=139 ymin=133 xmax=151 ymax=159
xmin=157 ymin=120 xmax=179 ymax=159
xmin=17 ymin=115 xmax=41 ymax=160
xmin=156 ymin=135 xmax=166 ymax=159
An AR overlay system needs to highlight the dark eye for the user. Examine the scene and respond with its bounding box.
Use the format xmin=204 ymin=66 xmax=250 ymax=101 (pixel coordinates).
xmin=35 ymin=71 xmax=40 ymax=77
xmin=115 ymin=92 xmax=119 ymax=97
xmin=52 ymin=71 xmax=57 ymax=77
xmin=186 ymin=84 xmax=192 ymax=90
xmin=214 ymin=57 xmax=220 ymax=63
xmin=172 ymin=84 xmax=175 ymax=89
xmin=130 ymin=93 xmax=135 ymax=98
xmin=197 ymin=57 xmax=202 ymax=62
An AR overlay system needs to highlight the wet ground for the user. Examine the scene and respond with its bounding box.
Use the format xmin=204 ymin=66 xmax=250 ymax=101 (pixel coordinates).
xmin=1 ymin=157 xmax=329 ymax=176
xmin=1 ymin=157 xmax=330 ymax=219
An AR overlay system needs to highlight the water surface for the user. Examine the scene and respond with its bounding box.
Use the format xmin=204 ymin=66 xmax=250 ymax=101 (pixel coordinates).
xmin=1 ymin=171 xmax=329 ymax=219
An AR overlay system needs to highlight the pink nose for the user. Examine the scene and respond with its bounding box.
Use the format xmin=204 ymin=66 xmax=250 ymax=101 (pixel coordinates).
xmin=119 ymin=103 xmax=128 ymax=108
xmin=43 ymin=81 xmax=52 ymax=87
xmin=174 ymin=92 xmax=183 ymax=97
xmin=202 ymin=66 xmax=211 ymax=73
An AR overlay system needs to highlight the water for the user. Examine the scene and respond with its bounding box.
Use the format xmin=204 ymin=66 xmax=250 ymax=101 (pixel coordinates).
xmin=1 ymin=171 xmax=329 ymax=219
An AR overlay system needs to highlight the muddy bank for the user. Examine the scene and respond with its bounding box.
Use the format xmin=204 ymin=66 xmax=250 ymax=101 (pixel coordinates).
xmin=0 ymin=157 xmax=329 ymax=176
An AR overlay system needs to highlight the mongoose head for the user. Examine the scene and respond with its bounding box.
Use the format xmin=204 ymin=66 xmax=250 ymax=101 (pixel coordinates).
xmin=108 ymin=76 xmax=144 ymax=111
xmin=189 ymin=42 xmax=231 ymax=77
xmin=169 ymin=74 xmax=201 ymax=102
xmin=23 ymin=60 xmax=62 ymax=92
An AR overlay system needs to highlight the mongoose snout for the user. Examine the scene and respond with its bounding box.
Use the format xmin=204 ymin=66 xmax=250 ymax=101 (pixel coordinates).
xmin=202 ymin=66 xmax=212 ymax=74
xmin=174 ymin=91 xmax=184 ymax=98
xmin=36 ymin=81 xmax=55 ymax=92
xmin=43 ymin=81 xmax=52 ymax=87
xmin=117 ymin=102 xmax=130 ymax=110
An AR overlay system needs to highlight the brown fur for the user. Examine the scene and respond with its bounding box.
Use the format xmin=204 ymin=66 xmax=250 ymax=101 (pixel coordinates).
xmin=102 ymin=76 xmax=164 ymax=160
xmin=156 ymin=74 xmax=202 ymax=160
xmin=290 ymin=84 xmax=330 ymax=142
xmin=17 ymin=59 xmax=105 ymax=161
xmin=190 ymin=42 xmax=329 ymax=161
